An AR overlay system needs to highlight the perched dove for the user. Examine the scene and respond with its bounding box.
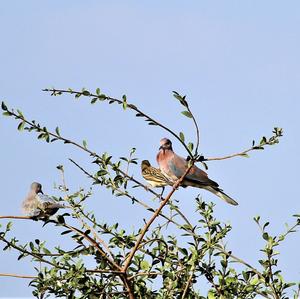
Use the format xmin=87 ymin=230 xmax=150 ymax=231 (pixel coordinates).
xmin=156 ymin=138 xmax=238 ymax=205
xmin=22 ymin=182 xmax=65 ymax=219
xmin=141 ymin=160 xmax=173 ymax=191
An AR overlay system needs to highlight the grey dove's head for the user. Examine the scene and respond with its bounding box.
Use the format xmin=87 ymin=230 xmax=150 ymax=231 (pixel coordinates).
xmin=30 ymin=182 xmax=43 ymax=194
xmin=159 ymin=138 xmax=172 ymax=150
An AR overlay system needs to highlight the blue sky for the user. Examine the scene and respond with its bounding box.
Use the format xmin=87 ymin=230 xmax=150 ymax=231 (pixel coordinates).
xmin=0 ymin=1 xmax=300 ymax=297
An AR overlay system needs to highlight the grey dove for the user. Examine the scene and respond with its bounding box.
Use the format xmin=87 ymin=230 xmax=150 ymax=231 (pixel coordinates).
xmin=156 ymin=138 xmax=238 ymax=205
xmin=22 ymin=182 xmax=66 ymax=219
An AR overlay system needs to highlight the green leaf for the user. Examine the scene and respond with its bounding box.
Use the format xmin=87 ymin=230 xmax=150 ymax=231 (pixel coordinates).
xmin=6 ymin=222 xmax=12 ymax=231
xmin=42 ymin=248 xmax=51 ymax=254
xmin=263 ymin=222 xmax=270 ymax=230
xmin=188 ymin=142 xmax=194 ymax=152
xmin=90 ymin=98 xmax=98 ymax=104
xmin=55 ymin=126 xmax=60 ymax=136
xmin=260 ymin=136 xmax=267 ymax=145
xmin=201 ymin=161 xmax=208 ymax=170
xmin=221 ymin=260 xmax=228 ymax=268
xmin=29 ymin=242 xmax=34 ymax=251
xmin=179 ymin=132 xmax=185 ymax=143
xmin=18 ymin=254 xmax=25 ymax=260
xmin=1 ymin=101 xmax=7 ymax=111
xmin=240 ymin=153 xmax=250 ymax=158
xmin=208 ymin=291 xmax=216 ymax=299
xmin=178 ymin=248 xmax=188 ymax=256
xmin=57 ymin=215 xmax=65 ymax=224
xmin=242 ymin=271 xmax=250 ymax=281
xmin=140 ymin=260 xmax=150 ymax=270
xmin=82 ymin=140 xmax=87 ymax=148
xmin=97 ymin=170 xmax=108 ymax=176
xmin=250 ymin=276 xmax=259 ymax=285
xmin=17 ymin=121 xmax=25 ymax=131
xmin=122 ymin=95 xmax=127 ymax=110
xmin=253 ymin=216 xmax=260 ymax=224
xmin=17 ymin=109 xmax=24 ymax=118
xmin=82 ymin=90 xmax=90 ymax=96
xmin=172 ymin=91 xmax=188 ymax=107
xmin=262 ymin=232 xmax=269 ymax=241
xmin=96 ymin=88 xmax=101 ymax=95
xmin=181 ymin=111 xmax=192 ymax=118
xmin=135 ymin=113 xmax=143 ymax=117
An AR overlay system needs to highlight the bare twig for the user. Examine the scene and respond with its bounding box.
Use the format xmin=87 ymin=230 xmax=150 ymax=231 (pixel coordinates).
xmin=0 ymin=215 xmax=32 ymax=220
xmin=204 ymin=147 xmax=256 ymax=161
xmin=0 ymin=273 xmax=37 ymax=279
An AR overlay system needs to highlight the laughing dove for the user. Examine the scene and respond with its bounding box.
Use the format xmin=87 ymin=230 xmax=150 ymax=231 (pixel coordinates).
xmin=156 ymin=138 xmax=238 ymax=205
xmin=22 ymin=182 xmax=65 ymax=219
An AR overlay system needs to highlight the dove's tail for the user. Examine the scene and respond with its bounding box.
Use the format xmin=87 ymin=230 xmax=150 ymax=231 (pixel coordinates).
xmin=205 ymin=186 xmax=238 ymax=206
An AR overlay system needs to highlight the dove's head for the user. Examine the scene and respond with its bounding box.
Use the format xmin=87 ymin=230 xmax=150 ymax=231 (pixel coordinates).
xmin=159 ymin=138 xmax=172 ymax=151
xmin=30 ymin=182 xmax=43 ymax=194
xmin=141 ymin=160 xmax=151 ymax=171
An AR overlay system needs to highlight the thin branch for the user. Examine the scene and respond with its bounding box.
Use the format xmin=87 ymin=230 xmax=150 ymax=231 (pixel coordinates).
xmin=43 ymin=88 xmax=194 ymax=157
xmin=86 ymin=269 xmax=123 ymax=274
xmin=0 ymin=215 xmax=32 ymax=220
xmin=181 ymin=265 xmax=195 ymax=299
xmin=204 ymin=147 xmax=256 ymax=161
xmin=128 ymin=271 xmax=162 ymax=281
xmin=0 ymin=273 xmax=37 ymax=279
xmin=186 ymin=105 xmax=200 ymax=155
xmin=122 ymin=165 xmax=193 ymax=272
xmin=267 ymin=254 xmax=280 ymax=299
